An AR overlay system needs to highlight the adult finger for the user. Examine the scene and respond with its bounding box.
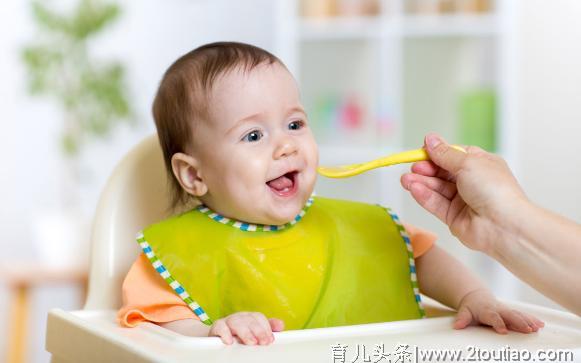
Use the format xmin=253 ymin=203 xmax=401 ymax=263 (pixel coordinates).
xmin=411 ymin=161 xmax=456 ymax=182
xmin=424 ymin=133 xmax=467 ymax=175
xmin=401 ymin=173 xmax=457 ymax=199
xmin=408 ymin=182 xmax=451 ymax=224
xmin=410 ymin=160 xmax=440 ymax=176
xmin=465 ymin=145 xmax=487 ymax=154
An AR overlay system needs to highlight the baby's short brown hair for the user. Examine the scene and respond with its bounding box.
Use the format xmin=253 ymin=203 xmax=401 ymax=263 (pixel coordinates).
xmin=152 ymin=42 xmax=282 ymax=209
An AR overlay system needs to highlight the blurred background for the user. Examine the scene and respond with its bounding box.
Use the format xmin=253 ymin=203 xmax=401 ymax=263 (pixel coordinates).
xmin=1 ymin=0 xmax=580 ymax=362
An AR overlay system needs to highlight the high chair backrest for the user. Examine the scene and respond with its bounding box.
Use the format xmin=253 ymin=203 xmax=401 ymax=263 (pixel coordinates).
xmin=84 ymin=135 xmax=173 ymax=310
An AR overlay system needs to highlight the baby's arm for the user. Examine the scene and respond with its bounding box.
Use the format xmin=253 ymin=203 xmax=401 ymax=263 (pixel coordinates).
xmin=159 ymin=312 xmax=285 ymax=345
xmin=416 ymin=245 xmax=544 ymax=334
xmin=159 ymin=319 xmax=211 ymax=337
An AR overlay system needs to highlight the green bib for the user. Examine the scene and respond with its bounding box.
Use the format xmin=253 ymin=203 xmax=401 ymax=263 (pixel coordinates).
xmin=137 ymin=196 xmax=424 ymax=330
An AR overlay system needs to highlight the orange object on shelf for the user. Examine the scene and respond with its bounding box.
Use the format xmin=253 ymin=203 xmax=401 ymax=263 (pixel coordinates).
xmin=337 ymin=0 xmax=380 ymax=16
xmin=454 ymin=0 xmax=492 ymax=13
xmin=406 ymin=0 xmax=492 ymax=15
xmin=300 ymin=0 xmax=337 ymax=18
xmin=300 ymin=0 xmax=381 ymax=18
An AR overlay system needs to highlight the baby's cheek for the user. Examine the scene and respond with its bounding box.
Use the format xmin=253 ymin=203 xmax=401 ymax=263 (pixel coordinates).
xmin=307 ymin=144 xmax=319 ymax=174
xmin=240 ymin=158 xmax=268 ymax=182
xmin=225 ymin=162 xmax=268 ymax=201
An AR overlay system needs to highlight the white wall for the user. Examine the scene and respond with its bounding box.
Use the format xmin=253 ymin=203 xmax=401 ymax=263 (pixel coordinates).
xmin=518 ymin=0 xmax=581 ymax=222
xmin=514 ymin=0 xmax=581 ymax=308
xmin=0 ymin=1 xmax=275 ymax=362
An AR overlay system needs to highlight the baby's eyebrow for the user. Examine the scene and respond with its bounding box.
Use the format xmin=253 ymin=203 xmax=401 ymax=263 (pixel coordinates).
xmin=287 ymin=106 xmax=307 ymax=117
xmin=225 ymin=112 xmax=264 ymax=135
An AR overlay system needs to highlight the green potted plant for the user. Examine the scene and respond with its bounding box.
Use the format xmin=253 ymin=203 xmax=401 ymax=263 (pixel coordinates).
xmin=22 ymin=0 xmax=133 ymax=266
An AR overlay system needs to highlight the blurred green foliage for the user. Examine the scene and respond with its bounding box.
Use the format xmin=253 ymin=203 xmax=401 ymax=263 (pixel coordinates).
xmin=22 ymin=0 xmax=133 ymax=157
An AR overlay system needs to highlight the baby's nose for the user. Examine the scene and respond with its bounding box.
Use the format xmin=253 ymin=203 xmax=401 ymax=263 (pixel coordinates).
xmin=273 ymin=136 xmax=298 ymax=159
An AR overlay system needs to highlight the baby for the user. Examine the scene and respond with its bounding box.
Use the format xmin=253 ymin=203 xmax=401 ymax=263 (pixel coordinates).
xmin=118 ymin=42 xmax=543 ymax=345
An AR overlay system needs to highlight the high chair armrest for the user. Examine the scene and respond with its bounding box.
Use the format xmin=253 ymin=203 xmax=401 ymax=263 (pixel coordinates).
xmin=46 ymin=300 xmax=581 ymax=363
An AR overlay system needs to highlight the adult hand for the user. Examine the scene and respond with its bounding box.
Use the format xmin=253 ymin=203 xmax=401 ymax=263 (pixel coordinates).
xmin=401 ymin=133 xmax=529 ymax=253
xmin=402 ymin=133 xmax=581 ymax=315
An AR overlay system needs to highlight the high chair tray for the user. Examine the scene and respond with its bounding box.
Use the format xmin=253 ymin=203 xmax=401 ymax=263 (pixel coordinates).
xmin=47 ymin=300 xmax=581 ymax=363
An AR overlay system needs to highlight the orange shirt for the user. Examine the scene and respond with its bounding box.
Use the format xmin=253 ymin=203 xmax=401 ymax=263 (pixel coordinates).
xmin=118 ymin=223 xmax=436 ymax=327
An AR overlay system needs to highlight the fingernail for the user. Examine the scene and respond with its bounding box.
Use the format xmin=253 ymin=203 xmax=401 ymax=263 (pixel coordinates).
xmin=426 ymin=134 xmax=441 ymax=149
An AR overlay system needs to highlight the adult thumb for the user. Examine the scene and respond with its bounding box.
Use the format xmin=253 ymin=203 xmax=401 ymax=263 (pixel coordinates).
xmin=424 ymin=133 xmax=466 ymax=175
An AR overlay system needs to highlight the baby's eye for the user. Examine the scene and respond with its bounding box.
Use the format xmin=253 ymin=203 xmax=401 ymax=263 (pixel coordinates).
xmin=288 ymin=120 xmax=305 ymax=131
xmin=242 ymin=130 xmax=263 ymax=142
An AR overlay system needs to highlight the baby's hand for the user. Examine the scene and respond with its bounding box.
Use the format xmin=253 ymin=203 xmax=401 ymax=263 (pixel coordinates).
xmin=208 ymin=312 xmax=285 ymax=345
xmin=454 ymin=289 xmax=544 ymax=334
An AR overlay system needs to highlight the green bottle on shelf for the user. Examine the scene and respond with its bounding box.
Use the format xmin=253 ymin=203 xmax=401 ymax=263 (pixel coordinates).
xmin=458 ymin=88 xmax=496 ymax=152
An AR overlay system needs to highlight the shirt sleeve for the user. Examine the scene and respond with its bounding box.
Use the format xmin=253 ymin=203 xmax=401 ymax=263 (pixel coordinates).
xmin=402 ymin=223 xmax=437 ymax=259
xmin=117 ymin=253 xmax=197 ymax=327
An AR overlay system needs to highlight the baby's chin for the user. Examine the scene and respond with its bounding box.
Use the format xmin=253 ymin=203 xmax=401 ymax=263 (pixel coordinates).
xmin=255 ymin=207 xmax=302 ymax=226
xmin=249 ymin=199 xmax=306 ymax=226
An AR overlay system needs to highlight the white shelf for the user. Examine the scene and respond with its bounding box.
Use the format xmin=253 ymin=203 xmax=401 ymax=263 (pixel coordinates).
xmin=402 ymin=14 xmax=498 ymax=37
xmin=272 ymin=0 xmax=517 ymax=209
xmin=299 ymin=14 xmax=498 ymax=41
xmin=300 ymin=17 xmax=384 ymax=41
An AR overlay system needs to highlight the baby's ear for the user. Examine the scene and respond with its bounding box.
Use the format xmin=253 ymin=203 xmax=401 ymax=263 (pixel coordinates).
xmin=170 ymin=153 xmax=208 ymax=197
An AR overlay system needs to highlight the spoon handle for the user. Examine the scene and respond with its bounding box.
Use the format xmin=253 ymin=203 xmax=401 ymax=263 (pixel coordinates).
xmin=371 ymin=148 xmax=429 ymax=168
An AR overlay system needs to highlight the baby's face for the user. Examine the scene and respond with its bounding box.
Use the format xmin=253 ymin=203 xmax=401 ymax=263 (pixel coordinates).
xmin=192 ymin=63 xmax=318 ymax=225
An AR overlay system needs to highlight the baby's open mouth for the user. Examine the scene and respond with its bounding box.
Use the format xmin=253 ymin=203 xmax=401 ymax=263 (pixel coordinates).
xmin=266 ymin=171 xmax=298 ymax=197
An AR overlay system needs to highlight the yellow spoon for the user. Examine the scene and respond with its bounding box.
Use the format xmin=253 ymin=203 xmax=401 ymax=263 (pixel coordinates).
xmin=317 ymin=145 xmax=465 ymax=178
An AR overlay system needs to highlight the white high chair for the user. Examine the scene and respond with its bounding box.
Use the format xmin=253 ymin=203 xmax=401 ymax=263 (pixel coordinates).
xmin=46 ymin=136 xmax=581 ymax=363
